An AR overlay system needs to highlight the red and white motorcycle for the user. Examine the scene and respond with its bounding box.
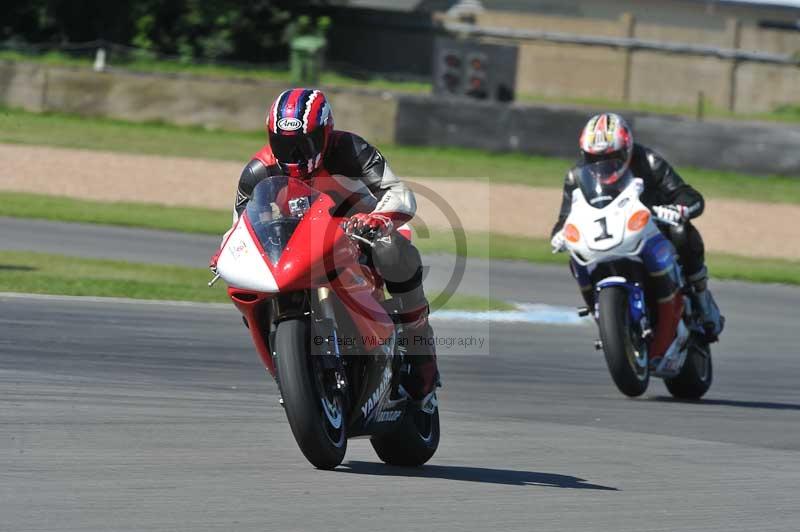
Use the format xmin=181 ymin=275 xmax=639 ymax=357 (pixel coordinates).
xmin=210 ymin=175 xmax=439 ymax=469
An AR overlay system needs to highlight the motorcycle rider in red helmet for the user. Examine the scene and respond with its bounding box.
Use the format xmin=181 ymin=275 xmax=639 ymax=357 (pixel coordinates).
xmin=551 ymin=113 xmax=724 ymax=362
xmin=212 ymin=88 xmax=439 ymax=401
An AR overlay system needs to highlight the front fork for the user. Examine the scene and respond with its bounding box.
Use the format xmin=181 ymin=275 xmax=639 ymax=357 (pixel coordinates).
xmin=572 ymin=259 xmax=655 ymax=345
xmin=311 ymin=288 xmax=347 ymax=393
xmin=595 ymin=278 xmax=652 ymax=343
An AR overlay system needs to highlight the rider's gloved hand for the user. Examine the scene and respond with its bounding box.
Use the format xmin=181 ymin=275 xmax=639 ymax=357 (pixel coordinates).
xmin=550 ymin=230 xmax=567 ymax=254
xmin=652 ymin=204 xmax=689 ymax=225
xmin=344 ymin=213 xmax=394 ymax=240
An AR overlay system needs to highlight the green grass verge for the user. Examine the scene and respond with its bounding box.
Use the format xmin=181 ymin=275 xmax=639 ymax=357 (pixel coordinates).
xmin=0 ymin=251 xmax=514 ymax=310
xmin=435 ymin=293 xmax=515 ymax=312
xmin=705 ymin=254 xmax=800 ymax=286
xmin=2 ymin=107 xmax=800 ymax=204
xmin=1 ymin=193 xmax=797 ymax=285
xmin=414 ymin=230 xmax=564 ymax=266
xmin=415 ymin=230 xmax=800 ymax=286
xmin=0 ymin=250 xmax=229 ymax=302
xmin=0 ymin=51 xmax=431 ymax=94
xmin=0 ymin=192 xmax=232 ymax=235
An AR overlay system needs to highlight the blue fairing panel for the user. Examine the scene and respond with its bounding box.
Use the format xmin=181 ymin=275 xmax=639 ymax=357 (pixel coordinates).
xmin=640 ymin=233 xmax=677 ymax=276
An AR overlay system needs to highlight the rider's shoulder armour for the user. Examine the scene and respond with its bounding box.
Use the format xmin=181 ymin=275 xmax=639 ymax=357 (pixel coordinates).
xmin=235 ymin=148 xmax=283 ymax=211
xmin=324 ymin=130 xmax=385 ymax=179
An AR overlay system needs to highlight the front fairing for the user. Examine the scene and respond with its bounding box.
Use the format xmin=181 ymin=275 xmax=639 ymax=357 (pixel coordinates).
xmin=565 ymin=178 xmax=660 ymax=266
xmin=245 ymin=175 xmax=320 ymax=267
xmin=216 ymin=215 xmax=281 ymax=293
xmin=217 ymin=176 xmax=359 ymax=293
xmin=218 ymin=175 xmax=396 ymax=369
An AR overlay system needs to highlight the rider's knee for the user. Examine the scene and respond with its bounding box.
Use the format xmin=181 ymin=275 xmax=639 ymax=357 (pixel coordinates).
xmin=372 ymin=236 xmax=401 ymax=267
xmin=684 ymin=223 xmax=705 ymax=256
xmin=373 ymin=233 xmax=423 ymax=288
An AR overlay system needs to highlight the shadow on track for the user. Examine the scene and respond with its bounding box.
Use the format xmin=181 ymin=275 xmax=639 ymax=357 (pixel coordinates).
xmin=650 ymin=396 xmax=800 ymax=411
xmin=339 ymin=461 xmax=618 ymax=491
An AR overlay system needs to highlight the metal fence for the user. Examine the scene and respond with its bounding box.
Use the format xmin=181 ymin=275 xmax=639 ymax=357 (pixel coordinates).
xmin=0 ymin=39 xmax=429 ymax=84
xmin=442 ymin=20 xmax=800 ymax=65
xmin=0 ymin=39 xmax=290 ymax=70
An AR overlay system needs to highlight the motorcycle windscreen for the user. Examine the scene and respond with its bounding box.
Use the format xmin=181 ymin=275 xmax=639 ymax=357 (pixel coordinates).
xmin=245 ymin=176 xmax=321 ymax=266
xmin=575 ymin=160 xmax=634 ymax=209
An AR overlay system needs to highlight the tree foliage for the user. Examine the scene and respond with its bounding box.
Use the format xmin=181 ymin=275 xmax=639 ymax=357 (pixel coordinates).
xmin=1 ymin=0 xmax=333 ymax=63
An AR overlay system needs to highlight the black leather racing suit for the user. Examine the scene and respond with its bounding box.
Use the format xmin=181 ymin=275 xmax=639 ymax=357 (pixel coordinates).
xmin=551 ymin=143 xmax=707 ymax=280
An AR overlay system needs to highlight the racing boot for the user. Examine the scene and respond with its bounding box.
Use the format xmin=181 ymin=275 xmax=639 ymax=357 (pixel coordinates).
xmin=395 ymin=287 xmax=440 ymax=401
xmin=688 ymin=268 xmax=724 ymax=341
xmin=649 ymin=294 xmax=684 ymax=371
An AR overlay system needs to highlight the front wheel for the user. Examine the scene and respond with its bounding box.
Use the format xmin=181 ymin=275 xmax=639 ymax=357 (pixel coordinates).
xmin=598 ymin=286 xmax=649 ymax=397
xmin=371 ymin=399 xmax=440 ymax=467
xmin=274 ymin=318 xmax=347 ymax=469
xmin=664 ymin=335 xmax=713 ymax=399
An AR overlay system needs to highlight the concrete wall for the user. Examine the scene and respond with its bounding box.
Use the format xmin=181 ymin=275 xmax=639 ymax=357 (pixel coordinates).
xmin=476 ymin=11 xmax=630 ymax=101
xmin=734 ymin=61 xmax=800 ymax=114
xmin=740 ymin=26 xmax=800 ymax=56
xmin=516 ymin=42 xmax=628 ymax=101
xmin=0 ymin=62 xmax=399 ymax=145
xmin=459 ymin=9 xmax=800 ymax=114
xmin=628 ymin=52 xmax=732 ymax=110
xmin=394 ymin=95 xmax=800 ymax=177
xmin=480 ymin=0 xmax=799 ymax=32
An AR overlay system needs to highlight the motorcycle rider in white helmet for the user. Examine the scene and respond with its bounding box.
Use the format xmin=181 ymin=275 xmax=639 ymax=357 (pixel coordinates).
xmin=551 ymin=113 xmax=724 ymax=346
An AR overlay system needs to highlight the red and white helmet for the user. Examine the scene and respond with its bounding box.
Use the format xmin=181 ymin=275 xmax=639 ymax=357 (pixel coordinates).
xmin=266 ymin=88 xmax=334 ymax=178
xmin=579 ymin=113 xmax=633 ymax=170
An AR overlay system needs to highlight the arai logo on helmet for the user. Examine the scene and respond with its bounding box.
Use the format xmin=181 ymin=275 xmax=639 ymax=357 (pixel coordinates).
xmin=277 ymin=117 xmax=302 ymax=131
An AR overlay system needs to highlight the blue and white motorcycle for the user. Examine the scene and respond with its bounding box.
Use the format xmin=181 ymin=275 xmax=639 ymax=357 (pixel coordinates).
xmin=560 ymin=161 xmax=713 ymax=398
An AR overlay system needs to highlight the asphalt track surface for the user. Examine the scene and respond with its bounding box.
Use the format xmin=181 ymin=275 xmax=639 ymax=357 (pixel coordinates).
xmin=2 ymin=217 xmax=800 ymax=531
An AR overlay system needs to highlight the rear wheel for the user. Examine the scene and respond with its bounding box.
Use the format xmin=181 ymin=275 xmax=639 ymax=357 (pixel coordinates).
xmin=275 ymin=318 xmax=347 ymax=469
xmin=664 ymin=335 xmax=713 ymax=399
xmin=598 ymin=286 xmax=649 ymax=397
xmin=371 ymin=399 xmax=440 ymax=467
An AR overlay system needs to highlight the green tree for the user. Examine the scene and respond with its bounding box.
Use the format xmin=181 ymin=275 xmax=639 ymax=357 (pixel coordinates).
xmin=3 ymin=0 xmax=334 ymax=64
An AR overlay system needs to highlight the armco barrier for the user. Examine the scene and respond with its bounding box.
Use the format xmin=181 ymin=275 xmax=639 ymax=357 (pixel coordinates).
xmin=395 ymin=95 xmax=800 ymax=177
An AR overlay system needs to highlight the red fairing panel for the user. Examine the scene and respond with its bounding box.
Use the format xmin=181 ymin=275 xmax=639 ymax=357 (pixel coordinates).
xmin=268 ymin=193 xmax=349 ymax=290
xmin=270 ymin=194 xmax=394 ymax=342
xmin=228 ymin=289 xmax=277 ymax=377
xmin=331 ymin=266 xmax=394 ymax=345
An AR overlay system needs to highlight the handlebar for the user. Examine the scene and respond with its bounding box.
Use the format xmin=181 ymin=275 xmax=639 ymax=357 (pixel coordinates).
xmin=347 ymin=232 xmax=376 ymax=248
xmin=340 ymin=221 xmax=377 ymax=248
